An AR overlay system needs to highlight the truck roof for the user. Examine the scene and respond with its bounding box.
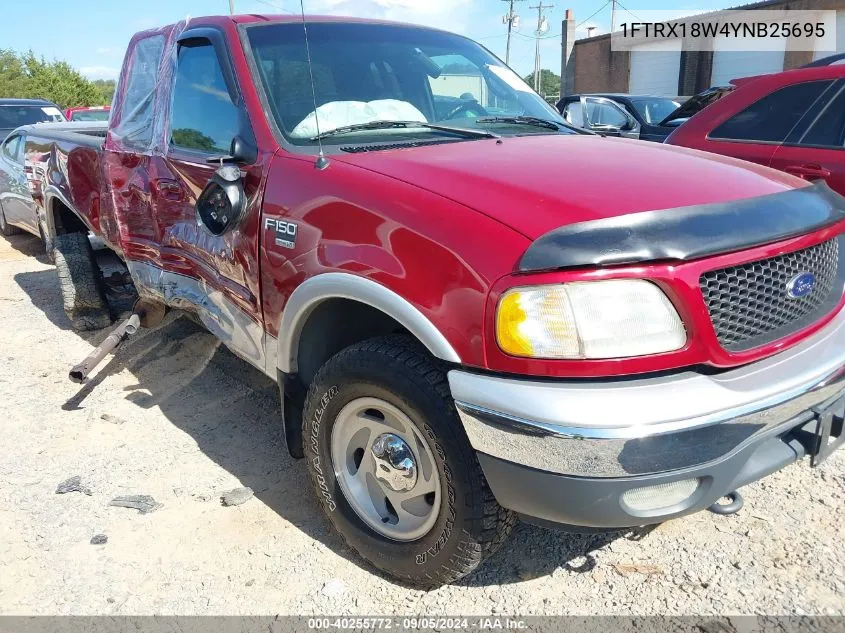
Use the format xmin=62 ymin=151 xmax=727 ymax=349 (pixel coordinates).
xmin=139 ymin=13 xmax=449 ymax=34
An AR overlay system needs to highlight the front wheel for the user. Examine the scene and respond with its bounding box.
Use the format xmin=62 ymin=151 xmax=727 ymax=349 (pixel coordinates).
xmin=302 ymin=335 xmax=515 ymax=588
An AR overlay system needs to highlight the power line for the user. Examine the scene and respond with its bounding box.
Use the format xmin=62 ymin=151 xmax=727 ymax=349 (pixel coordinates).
xmin=512 ymin=29 xmax=560 ymax=40
xmin=251 ymin=0 xmax=296 ymax=14
xmin=576 ymin=1 xmax=611 ymax=29
xmin=614 ymin=0 xmax=644 ymax=23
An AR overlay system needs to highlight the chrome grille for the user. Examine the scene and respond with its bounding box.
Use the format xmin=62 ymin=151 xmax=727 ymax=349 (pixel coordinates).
xmin=700 ymin=238 xmax=842 ymax=352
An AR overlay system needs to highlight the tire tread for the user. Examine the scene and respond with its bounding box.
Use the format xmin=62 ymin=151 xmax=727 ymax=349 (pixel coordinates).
xmin=303 ymin=334 xmax=515 ymax=588
xmin=53 ymin=232 xmax=111 ymax=331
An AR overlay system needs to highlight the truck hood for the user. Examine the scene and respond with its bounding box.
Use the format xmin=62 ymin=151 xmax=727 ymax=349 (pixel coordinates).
xmin=332 ymin=134 xmax=803 ymax=240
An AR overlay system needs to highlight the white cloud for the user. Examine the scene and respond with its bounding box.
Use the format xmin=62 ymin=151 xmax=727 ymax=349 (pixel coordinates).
xmin=95 ymin=47 xmax=112 ymax=55
xmin=80 ymin=66 xmax=120 ymax=80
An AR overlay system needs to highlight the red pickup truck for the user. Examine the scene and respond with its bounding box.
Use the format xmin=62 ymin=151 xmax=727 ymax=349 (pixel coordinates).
xmin=25 ymin=15 xmax=845 ymax=587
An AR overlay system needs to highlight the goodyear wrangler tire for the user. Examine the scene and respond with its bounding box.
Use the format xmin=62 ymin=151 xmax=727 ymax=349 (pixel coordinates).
xmin=53 ymin=232 xmax=112 ymax=331
xmin=302 ymin=335 xmax=515 ymax=588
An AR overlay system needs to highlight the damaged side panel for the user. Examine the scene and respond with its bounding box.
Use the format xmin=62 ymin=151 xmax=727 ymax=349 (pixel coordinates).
xmin=98 ymin=19 xmax=271 ymax=375
xmin=128 ymin=260 xmax=270 ymax=375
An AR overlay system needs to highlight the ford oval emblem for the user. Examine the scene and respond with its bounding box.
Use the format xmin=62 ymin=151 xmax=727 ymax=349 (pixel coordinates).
xmin=786 ymin=272 xmax=816 ymax=299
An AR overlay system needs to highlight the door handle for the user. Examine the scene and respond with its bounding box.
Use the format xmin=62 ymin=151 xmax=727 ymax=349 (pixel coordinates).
xmin=784 ymin=164 xmax=832 ymax=180
xmin=153 ymin=179 xmax=182 ymax=201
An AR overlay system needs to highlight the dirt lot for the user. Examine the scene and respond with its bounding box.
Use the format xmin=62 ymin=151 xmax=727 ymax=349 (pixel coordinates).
xmin=0 ymin=231 xmax=843 ymax=616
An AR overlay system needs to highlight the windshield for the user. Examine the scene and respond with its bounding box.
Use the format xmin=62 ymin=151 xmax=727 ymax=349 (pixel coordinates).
xmin=70 ymin=109 xmax=110 ymax=122
xmin=0 ymin=104 xmax=65 ymax=130
xmin=245 ymin=22 xmax=570 ymax=145
xmin=630 ymin=98 xmax=680 ymax=125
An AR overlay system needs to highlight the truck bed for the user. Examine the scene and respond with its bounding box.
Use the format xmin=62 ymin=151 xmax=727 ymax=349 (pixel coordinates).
xmin=22 ymin=121 xmax=117 ymax=251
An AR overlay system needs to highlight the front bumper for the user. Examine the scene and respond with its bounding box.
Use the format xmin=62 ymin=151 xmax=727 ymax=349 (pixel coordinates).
xmin=449 ymin=306 xmax=845 ymax=528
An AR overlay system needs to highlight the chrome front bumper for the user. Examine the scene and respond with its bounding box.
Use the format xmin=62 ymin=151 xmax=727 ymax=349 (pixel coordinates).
xmin=449 ymin=307 xmax=845 ymax=479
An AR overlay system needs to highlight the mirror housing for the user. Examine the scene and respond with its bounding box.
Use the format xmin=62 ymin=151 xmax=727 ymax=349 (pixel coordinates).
xmin=205 ymin=135 xmax=258 ymax=166
xmin=195 ymin=165 xmax=246 ymax=235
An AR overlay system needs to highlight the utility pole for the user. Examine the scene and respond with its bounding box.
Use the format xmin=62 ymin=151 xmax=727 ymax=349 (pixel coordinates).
xmin=229 ymin=0 xmax=235 ymax=15
xmin=502 ymin=0 xmax=525 ymax=66
xmin=610 ymin=0 xmax=617 ymax=32
xmin=530 ymin=2 xmax=553 ymax=93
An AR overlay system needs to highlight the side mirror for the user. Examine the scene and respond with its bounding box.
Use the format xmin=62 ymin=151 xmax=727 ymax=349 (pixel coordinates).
xmin=205 ymin=135 xmax=258 ymax=166
xmin=195 ymin=165 xmax=246 ymax=236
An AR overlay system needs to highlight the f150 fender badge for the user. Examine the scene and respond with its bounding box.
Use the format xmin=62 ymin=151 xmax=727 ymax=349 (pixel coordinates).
xmin=786 ymin=272 xmax=816 ymax=299
xmin=265 ymin=218 xmax=298 ymax=249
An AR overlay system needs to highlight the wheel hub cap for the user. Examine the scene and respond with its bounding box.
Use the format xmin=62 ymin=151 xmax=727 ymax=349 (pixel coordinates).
xmin=371 ymin=433 xmax=417 ymax=492
xmin=330 ymin=397 xmax=441 ymax=541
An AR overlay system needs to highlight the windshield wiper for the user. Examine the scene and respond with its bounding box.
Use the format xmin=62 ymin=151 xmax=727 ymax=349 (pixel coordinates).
xmin=310 ymin=120 xmax=499 ymax=141
xmin=475 ymin=115 xmax=564 ymax=131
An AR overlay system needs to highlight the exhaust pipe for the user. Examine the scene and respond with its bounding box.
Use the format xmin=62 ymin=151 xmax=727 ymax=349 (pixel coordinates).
xmin=69 ymin=314 xmax=140 ymax=383
xmin=69 ymin=300 xmax=166 ymax=383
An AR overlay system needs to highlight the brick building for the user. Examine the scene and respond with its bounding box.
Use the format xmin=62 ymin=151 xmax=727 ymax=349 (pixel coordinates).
xmin=560 ymin=0 xmax=845 ymax=97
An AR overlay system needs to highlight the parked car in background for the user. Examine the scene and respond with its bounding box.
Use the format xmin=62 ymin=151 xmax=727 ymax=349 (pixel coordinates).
xmin=0 ymin=98 xmax=65 ymax=141
xmin=557 ymin=93 xmax=686 ymax=142
xmin=665 ymin=56 xmax=845 ymax=196
xmin=64 ymin=105 xmax=110 ymax=122
xmin=0 ymin=122 xmax=106 ymax=241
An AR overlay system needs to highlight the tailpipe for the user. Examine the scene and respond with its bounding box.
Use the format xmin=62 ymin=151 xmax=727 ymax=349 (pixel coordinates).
xmin=69 ymin=300 xmax=165 ymax=383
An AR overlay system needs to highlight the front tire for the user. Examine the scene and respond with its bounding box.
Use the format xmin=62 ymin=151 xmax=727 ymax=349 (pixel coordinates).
xmin=302 ymin=335 xmax=515 ymax=588
xmin=53 ymin=232 xmax=112 ymax=331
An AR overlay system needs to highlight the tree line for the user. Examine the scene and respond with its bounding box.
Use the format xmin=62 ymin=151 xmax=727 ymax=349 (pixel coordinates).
xmin=0 ymin=49 xmax=115 ymax=108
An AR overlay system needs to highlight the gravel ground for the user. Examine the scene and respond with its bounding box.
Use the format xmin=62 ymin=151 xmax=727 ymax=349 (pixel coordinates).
xmin=0 ymin=232 xmax=843 ymax=616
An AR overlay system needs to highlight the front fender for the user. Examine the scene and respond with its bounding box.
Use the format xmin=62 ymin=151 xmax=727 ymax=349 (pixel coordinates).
xmin=260 ymin=154 xmax=530 ymax=375
xmin=277 ymin=272 xmax=461 ymax=374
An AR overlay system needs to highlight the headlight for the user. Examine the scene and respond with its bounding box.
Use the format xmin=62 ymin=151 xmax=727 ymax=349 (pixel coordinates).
xmin=496 ymin=280 xmax=686 ymax=359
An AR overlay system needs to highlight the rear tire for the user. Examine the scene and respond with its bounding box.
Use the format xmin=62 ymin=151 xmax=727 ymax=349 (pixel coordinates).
xmin=302 ymin=335 xmax=515 ymax=588
xmin=0 ymin=204 xmax=23 ymax=236
xmin=53 ymin=232 xmax=112 ymax=331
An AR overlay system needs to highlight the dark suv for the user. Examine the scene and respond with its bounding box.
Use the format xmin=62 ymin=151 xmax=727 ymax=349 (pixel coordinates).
xmin=0 ymin=98 xmax=66 ymax=140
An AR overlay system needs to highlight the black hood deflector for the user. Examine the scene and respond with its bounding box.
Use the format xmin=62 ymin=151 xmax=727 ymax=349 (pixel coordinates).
xmin=519 ymin=181 xmax=845 ymax=273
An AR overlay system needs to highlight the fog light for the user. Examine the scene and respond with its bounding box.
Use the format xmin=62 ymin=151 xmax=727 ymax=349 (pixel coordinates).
xmin=622 ymin=478 xmax=700 ymax=512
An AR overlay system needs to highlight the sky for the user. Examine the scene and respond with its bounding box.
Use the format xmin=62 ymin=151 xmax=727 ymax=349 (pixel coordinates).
xmin=3 ymin=0 xmax=731 ymax=82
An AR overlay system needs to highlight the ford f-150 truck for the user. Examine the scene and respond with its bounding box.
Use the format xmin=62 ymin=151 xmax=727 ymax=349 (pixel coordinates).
xmin=24 ymin=14 xmax=845 ymax=587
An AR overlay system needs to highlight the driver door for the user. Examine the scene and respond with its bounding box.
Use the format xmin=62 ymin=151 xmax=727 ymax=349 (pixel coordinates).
xmin=151 ymin=28 xmax=268 ymax=370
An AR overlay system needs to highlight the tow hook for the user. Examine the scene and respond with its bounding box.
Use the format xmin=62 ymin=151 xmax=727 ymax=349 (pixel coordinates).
xmin=68 ymin=299 xmax=166 ymax=383
xmin=708 ymin=490 xmax=744 ymax=515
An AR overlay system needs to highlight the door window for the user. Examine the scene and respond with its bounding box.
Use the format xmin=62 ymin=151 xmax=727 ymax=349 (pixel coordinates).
xmin=169 ymin=43 xmax=239 ymax=154
xmin=2 ymin=135 xmax=22 ymax=163
xmin=710 ymin=80 xmax=833 ymax=143
xmin=562 ymin=101 xmax=584 ymax=127
xmin=797 ymin=85 xmax=845 ymax=149
xmin=584 ymin=98 xmax=629 ymax=127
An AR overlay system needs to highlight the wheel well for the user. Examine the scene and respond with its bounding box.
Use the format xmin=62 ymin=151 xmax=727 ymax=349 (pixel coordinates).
xmin=50 ymin=198 xmax=87 ymax=235
xmin=296 ymin=298 xmax=411 ymax=386
xmin=280 ymin=298 xmax=414 ymax=459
